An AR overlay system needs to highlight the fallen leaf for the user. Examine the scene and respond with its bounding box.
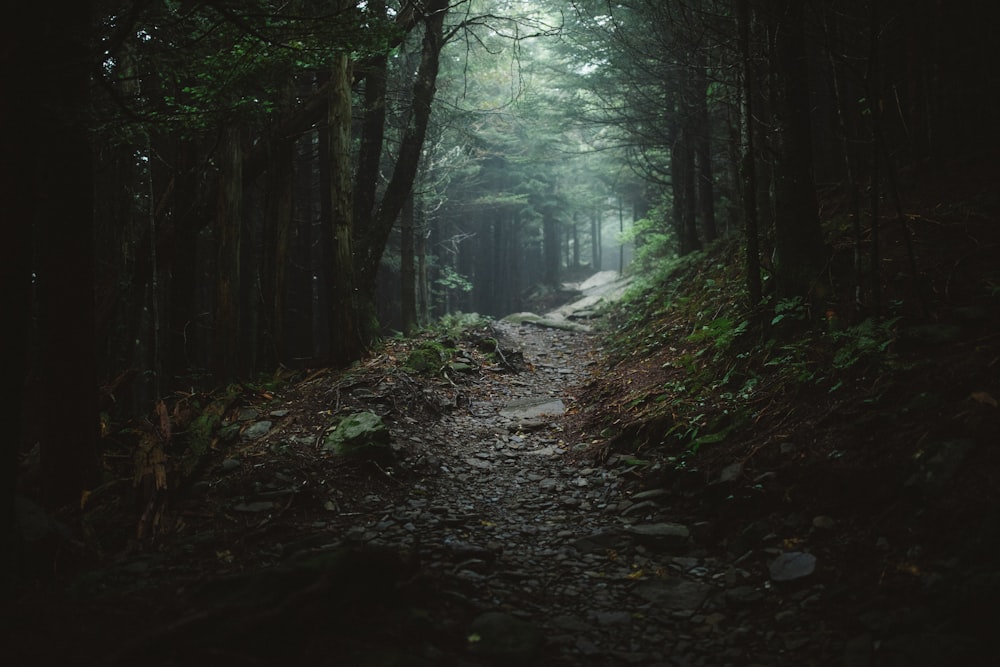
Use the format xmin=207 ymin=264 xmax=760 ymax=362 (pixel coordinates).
xmin=970 ymin=391 xmax=998 ymax=407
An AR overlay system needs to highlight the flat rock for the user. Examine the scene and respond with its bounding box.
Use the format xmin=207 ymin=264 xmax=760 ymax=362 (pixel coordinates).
xmin=625 ymin=523 xmax=691 ymax=551
xmin=632 ymin=578 xmax=714 ymax=610
xmin=500 ymin=396 xmax=566 ymax=419
xmin=769 ymin=551 xmax=817 ymax=582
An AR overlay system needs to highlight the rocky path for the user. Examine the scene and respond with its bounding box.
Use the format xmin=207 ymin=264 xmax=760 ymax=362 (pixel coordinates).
xmin=10 ymin=271 xmax=996 ymax=666
xmin=313 ymin=319 xmax=838 ymax=667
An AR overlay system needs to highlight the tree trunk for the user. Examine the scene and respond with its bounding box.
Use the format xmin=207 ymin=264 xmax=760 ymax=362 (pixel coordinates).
xmin=29 ymin=4 xmax=101 ymax=509
xmin=262 ymin=137 xmax=294 ymax=366
xmin=771 ymin=0 xmax=825 ymax=300
xmin=591 ymin=206 xmax=602 ymax=270
xmin=400 ymin=192 xmax=418 ymax=333
xmin=675 ymin=130 xmax=701 ymax=255
xmin=213 ymin=127 xmax=244 ymax=379
xmin=357 ymin=0 xmax=448 ymax=299
xmin=416 ymin=203 xmax=429 ymax=325
xmin=694 ymin=49 xmax=718 ymax=244
xmin=326 ymin=52 xmax=365 ymax=366
xmin=354 ymin=0 xmax=387 ymax=231
xmin=167 ymin=139 xmax=202 ymax=377
xmin=543 ymin=207 xmax=560 ymax=287
xmin=739 ymin=0 xmax=763 ymax=306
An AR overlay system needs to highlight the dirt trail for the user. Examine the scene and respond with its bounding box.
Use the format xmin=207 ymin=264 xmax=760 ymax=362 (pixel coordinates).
xmin=12 ymin=277 xmax=971 ymax=666
xmin=108 ymin=317 xmax=836 ymax=666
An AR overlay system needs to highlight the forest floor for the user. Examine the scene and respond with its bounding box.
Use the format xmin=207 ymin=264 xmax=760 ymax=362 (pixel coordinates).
xmin=6 ymin=155 xmax=1000 ymax=666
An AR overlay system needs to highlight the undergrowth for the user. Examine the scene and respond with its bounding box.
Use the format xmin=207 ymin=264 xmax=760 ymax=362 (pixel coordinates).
xmin=598 ymin=236 xmax=903 ymax=463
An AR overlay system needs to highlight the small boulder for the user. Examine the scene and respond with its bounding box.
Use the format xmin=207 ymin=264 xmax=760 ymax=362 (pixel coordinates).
xmin=769 ymin=551 xmax=817 ymax=582
xmin=322 ymin=411 xmax=392 ymax=461
xmin=625 ymin=523 xmax=692 ymax=552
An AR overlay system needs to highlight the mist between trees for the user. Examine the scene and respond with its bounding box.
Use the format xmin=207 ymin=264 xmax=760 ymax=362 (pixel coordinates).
xmin=3 ymin=0 xmax=992 ymax=508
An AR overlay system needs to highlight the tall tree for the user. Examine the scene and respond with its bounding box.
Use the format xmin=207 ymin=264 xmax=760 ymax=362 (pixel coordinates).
xmin=13 ymin=4 xmax=100 ymax=512
xmin=769 ymin=0 xmax=825 ymax=299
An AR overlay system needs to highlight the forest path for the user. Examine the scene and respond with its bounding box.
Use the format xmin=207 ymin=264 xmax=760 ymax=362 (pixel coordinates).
xmin=10 ymin=274 xmax=841 ymax=667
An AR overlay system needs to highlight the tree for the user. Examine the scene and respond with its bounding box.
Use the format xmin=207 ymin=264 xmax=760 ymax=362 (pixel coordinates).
xmin=768 ymin=0 xmax=825 ymax=300
xmin=3 ymin=4 xmax=100 ymax=523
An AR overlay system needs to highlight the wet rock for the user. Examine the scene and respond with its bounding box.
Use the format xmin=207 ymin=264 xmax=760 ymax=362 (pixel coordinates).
xmin=322 ymin=411 xmax=392 ymax=461
xmin=769 ymin=551 xmax=817 ymax=582
xmin=719 ymin=462 xmax=743 ymax=483
xmin=632 ymin=578 xmax=714 ymax=610
xmin=626 ymin=523 xmax=692 ymax=552
xmin=500 ymin=396 xmax=566 ymax=419
xmin=630 ymin=488 xmax=671 ymax=502
xmin=242 ymin=420 xmax=272 ymax=440
xmin=569 ymin=529 xmax=626 ymax=555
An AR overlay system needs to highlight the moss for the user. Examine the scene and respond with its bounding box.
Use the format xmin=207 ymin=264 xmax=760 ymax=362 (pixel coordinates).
xmin=403 ymin=340 xmax=454 ymax=374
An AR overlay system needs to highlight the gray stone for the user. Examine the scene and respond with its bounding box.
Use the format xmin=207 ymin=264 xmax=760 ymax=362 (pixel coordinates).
xmin=242 ymin=420 xmax=273 ymax=440
xmin=322 ymin=411 xmax=392 ymax=460
xmin=630 ymin=488 xmax=671 ymax=502
xmin=632 ymin=578 xmax=714 ymax=610
xmin=500 ymin=396 xmax=566 ymax=419
xmin=719 ymin=462 xmax=743 ymax=483
xmin=626 ymin=523 xmax=692 ymax=551
xmin=768 ymin=551 xmax=817 ymax=582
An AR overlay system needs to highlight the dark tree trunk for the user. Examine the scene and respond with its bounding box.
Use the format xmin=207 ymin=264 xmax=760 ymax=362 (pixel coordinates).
xmin=675 ymin=131 xmax=701 ymax=255
xmin=213 ymin=127 xmax=244 ymax=379
xmin=543 ymin=208 xmax=560 ymax=287
xmin=771 ymin=0 xmax=825 ymax=299
xmin=416 ymin=203 xmax=429 ymax=325
xmin=591 ymin=206 xmax=602 ymax=270
xmin=327 ymin=52 xmax=365 ymax=366
xmin=21 ymin=4 xmax=101 ymax=511
xmin=262 ymin=137 xmax=295 ymax=367
xmin=354 ymin=0 xmax=387 ymax=231
xmin=739 ymin=0 xmax=763 ymax=306
xmin=167 ymin=139 xmax=202 ymax=377
xmin=570 ymin=211 xmax=580 ymax=269
xmin=2 ymin=2 xmax=99 ymax=585
xmin=694 ymin=49 xmax=718 ymax=244
xmin=357 ymin=0 xmax=448 ymax=300
xmin=400 ymin=192 xmax=418 ymax=333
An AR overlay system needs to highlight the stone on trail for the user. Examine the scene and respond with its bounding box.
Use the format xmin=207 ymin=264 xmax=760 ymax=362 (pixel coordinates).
xmin=769 ymin=551 xmax=817 ymax=582
xmin=242 ymin=420 xmax=272 ymax=441
xmin=500 ymin=396 xmax=566 ymax=419
xmin=631 ymin=578 xmax=714 ymax=610
xmin=625 ymin=523 xmax=692 ymax=551
xmin=322 ymin=411 xmax=392 ymax=460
